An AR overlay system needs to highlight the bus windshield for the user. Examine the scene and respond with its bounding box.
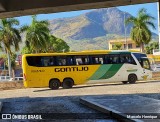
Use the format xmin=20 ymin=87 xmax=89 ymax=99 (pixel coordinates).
xmin=132 ymin=53 xmax=151 ymax=70
xmin=132 ymin=53 xmax=147 ymax=61
xmin=140 ymin=57 xmax=151 ymax=70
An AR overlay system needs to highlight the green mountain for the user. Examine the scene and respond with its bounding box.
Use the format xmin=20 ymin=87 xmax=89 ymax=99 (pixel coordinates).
xmin=48 ymin=8 xmax=134 ymax=51
xmin=49 ymin=8 xmax=133 ymax=40
xmin=20 ymin=8 xmax=158 ymax=52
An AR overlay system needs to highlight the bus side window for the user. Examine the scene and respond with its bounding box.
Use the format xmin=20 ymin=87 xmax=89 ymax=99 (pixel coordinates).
xmin=76 ymin=58 xmax=82 ymax=65
xmin=120 ymin=54 xmax=136 ymax=65
xmin=113 ymin=56 xmax=119 ymax=64
xmin=90 ymin=55 xmax=104 ymax=65
xmin=120 ymin=56 xmax=126 ymax=63
xmin=130 ymin=56 xmax=137 ymax=65
xmin=82 ymin=58 xmax=86 ymax=64
xmin=26 ymin=57 xmax=38 ymax=66
xmin=56 ymin=56 xmax=67 ymax=66
xmin=75 ymin=56 xmax=89 ymax=65
xmin=43 ymin=58 xmax=49 ymax=66
xmin=49 ymin=57 xmax=55 ymax=66
xmin=106 ymin=55 xmax=119 ymax=64
xmin=120 ymin=54 xmax=128 ymax=63
xmin=99 ymin=57 xmax=104 ymax=64
xmin=36 ymin=57 xmax=43 ymax=66
xmin=67 ymin=56 xmax=76 ymax=65
xmin=104 ymin=55 xmax=109 ymax=64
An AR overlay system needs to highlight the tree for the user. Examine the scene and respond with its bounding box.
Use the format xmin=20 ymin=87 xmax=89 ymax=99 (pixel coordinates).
xmin=145 ymin=42 xmax=159 ymax=54
xmin=21 ymin=35 xmax=70 ymax=54
xmin=53 ymin=38 xmax=70 ymax=52
xmin=46 ymin=35 xmax=70 ymax=53
xmin=112 ymin=42 xmax=122 ymax=50
xmin=125 ymin=8 xmax=155 ymax=52
xmin=21 ymin=46 xmax=32 ymax=54
xmin=46 ymin=35 xmax=57 ymax=53
xmin=0 ymin=18 xmax=21 ymax=78
xmin=21 ymin=15 xmax=50 ymax=53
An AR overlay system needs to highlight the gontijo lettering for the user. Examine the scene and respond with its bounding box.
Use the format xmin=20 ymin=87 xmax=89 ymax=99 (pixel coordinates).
xmin=55 ymin=67 xmax=89 ymax=72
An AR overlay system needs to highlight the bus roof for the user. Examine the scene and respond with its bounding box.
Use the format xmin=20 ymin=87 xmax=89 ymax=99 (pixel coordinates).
xmin=23 ymin=50 xmax=143 ymax=57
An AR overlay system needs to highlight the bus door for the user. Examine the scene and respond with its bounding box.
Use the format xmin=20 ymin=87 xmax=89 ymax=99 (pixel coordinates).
xmin=140 ymin=57 xmax=152 ymax=80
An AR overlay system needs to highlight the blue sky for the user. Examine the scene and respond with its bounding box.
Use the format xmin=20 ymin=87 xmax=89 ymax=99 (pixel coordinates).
xmin=16 ymin=2 xmax=158 ymax=34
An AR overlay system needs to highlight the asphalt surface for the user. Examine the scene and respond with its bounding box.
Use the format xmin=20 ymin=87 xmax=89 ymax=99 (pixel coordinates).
xmin=0 ymin=80 xmax=160 ymax=122
xmin=1 ymin=96 xmax=117 ymax=122
xmin=0 ymin=80 xmax=160 ymax=98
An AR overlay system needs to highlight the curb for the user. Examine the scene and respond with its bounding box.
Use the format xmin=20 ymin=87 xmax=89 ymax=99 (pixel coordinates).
xmin=80 ymin=97 xmax=143 ymax=122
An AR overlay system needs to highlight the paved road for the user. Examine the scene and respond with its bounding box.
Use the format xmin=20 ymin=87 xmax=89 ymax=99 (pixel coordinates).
xmin=0 ymin=80 xmax=160 ymax=99
xmin=1 ymin=96 xmax=117 ymax=122
xmin=0 ymin=80 xmax=160 ymax=122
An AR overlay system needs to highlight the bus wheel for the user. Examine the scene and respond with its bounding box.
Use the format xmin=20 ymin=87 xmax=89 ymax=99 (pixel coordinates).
xmin=62 ymin=78 xmax=74 ymax=89
xmin=122 ymin=81 xmax=128 ymax=84
xmin=128 ymin=74 xmax=137 ymax=84
xmin=49 ymin=79 xmax=60 ymax=90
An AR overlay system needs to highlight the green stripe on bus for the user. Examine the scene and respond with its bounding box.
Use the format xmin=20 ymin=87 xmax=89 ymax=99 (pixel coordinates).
xmin=88 ymin=65 xmax=112 ymax=80
xmin=99 ymin=64 xmax=123 ymax=79
xmin=88 ymin=64 xmax=123 ymax=80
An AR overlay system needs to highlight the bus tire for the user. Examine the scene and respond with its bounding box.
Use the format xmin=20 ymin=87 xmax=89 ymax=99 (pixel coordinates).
xmin=62 ymin=78 xmax=74 ymax=89
xmin=128 ymin=74 xmax=137 ymax=84
xmin=49 ymin=79 xmax=60 ymax=90
xmin=122 ymin=81 xmax=128 ymax=84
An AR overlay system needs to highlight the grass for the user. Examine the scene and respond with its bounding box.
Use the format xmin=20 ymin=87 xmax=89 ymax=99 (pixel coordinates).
xmin=0 ymin=81 xmax=24 ymax=90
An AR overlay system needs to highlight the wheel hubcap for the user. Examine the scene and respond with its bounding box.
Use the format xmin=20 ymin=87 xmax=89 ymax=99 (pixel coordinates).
xmin=130 ymin=76 xmax=135 ymax=82
xmin=53 ymin=82 xmax=57 ymax=87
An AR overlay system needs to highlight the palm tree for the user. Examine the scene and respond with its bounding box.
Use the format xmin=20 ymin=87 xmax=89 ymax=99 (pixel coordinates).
xmin=46 ymin=35 xmax=57 ymax=53
xmin=0 ymin=18 xmax=21 ymax=79
xmin=125 ymin=8 xmax=156 ymax=52
xmin=145 ymin=42 xmax=159 ymax=54
xmin=21 ymin=15 xmax=50 ymax=53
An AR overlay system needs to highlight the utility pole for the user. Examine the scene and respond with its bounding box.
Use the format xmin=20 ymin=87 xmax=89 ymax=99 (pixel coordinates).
xmin=124 ymin=12 xmax=128 ymax=50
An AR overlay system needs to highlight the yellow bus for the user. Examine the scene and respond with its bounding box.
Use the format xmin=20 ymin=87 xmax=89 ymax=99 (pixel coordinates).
xmin=22 ymin=50 xmax=152 ymax=89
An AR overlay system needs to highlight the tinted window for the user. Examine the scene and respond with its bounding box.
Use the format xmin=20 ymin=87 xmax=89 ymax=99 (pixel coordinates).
xmin=75 ymin=56 xmax=89 ymax=65
xmin=104 ymin=54 xmax=120 ymax=64
xmin=90 ymin=55 xmax=104 ymax=64
xmin=133 ymin=53 xmax=147 ymax=65
xmin=56 ymin=56 xmax=67 ymax=66
xmin=133 ymin=53 xmax=147 ymax=61
xmin=48 ymin=57 xmax=55 ymax=66
xmin=41 ymin=57 xmax=52 ymax=66
xmin=141 ymin=58 xmax=150 ymax=70
xmin=67 ymin=56 xmax=76 ymax=65
xmin=26 ymin=56 xmax=42 ymax=66
xmin=26 ymin=54 xmax=137 ymax=67
xmin=26 ymin=56 xmax=56 ymax=67
xmin=120 ymin=54 xmax=136 ymax=65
